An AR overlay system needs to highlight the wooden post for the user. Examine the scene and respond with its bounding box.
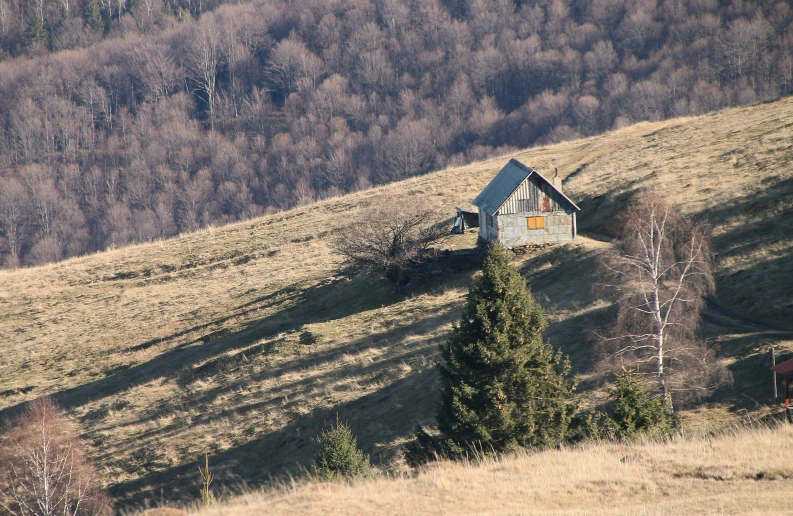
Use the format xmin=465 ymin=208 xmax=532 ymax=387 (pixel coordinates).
xmin=773 ymin=347 xmax=778 ymax=399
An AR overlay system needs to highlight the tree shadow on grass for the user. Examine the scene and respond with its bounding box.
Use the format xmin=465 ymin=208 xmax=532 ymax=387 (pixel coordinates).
xmin=97 ymin=306 xmax=455 ymax=449
xmin=573 ymin=176 xmax=793 ymax=330
xmin=0 ymin=266 xmax=468 ymax=423
xmin=544 ymin=305 xmax=614 ymax=377
xmin=517 ymin=241 xmax=614 ymax=377
xmin=111 ymin=367 xmax=440 ymax=511
xmin=0 ymin=262 xmax=471 ymax=512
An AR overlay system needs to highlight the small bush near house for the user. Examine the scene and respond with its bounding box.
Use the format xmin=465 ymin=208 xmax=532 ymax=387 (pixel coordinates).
xmin=331 ymin=197 xmax=446 ymax=285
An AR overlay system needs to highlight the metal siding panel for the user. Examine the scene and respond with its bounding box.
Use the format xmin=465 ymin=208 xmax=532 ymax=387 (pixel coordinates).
xmin=503 ymin=178 xmax=544 ymax=214
xmin=531 ymin=182 xmax=538 ymax=211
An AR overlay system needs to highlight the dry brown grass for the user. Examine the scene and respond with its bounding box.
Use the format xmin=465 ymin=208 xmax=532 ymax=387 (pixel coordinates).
xmin=195 ymin=424 xmax=793 ymax=515
xmin=0 ymin=98 xmax=792 ymax=508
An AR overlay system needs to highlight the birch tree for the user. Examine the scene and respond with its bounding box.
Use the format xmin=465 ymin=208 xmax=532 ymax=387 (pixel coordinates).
xmin=599 ymin=191 xmax=724 ymax=411
xmin=0 ymin=398 xmax=111 ymax=516
xmin=185 ymin=18 xmax=221 ymax=130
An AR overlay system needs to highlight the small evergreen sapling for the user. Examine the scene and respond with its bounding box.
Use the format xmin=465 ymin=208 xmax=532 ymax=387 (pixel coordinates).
xmin=314 ymin=416 xmax=370 ymax=481
xmin=608 ymin=369 xmax=672 ymax=439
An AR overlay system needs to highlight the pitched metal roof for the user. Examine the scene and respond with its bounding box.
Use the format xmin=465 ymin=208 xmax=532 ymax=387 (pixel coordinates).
xmin=472 ymin=158 xmax=580 ymax=215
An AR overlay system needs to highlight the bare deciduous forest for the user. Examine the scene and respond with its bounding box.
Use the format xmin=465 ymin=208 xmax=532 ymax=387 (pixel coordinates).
xmin=0 ymin=0 xmax=791 ymax=267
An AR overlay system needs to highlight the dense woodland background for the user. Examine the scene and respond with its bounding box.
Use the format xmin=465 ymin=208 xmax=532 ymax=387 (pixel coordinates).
xmin=0 ymin=0 xmax=791 ymax=267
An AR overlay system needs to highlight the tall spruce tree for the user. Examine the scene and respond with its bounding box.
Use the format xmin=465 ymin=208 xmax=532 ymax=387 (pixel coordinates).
xmin=437 ymin=245 xmax=576 ymax=453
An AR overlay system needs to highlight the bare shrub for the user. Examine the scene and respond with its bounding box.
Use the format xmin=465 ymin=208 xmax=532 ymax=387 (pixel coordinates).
xmin=597 ymin=191 xmax=730 ymax=412
xmin=331 ymin=197 xmax=447 ymax=284
xmin=0 ymin=398 xmax=111 ymax=516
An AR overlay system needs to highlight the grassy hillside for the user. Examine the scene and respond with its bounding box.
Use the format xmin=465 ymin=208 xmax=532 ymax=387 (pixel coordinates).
xmin=196 ymin=425 xmax=793 ymax=515
xmin=1 ymin=97 xmax=792 ymax=509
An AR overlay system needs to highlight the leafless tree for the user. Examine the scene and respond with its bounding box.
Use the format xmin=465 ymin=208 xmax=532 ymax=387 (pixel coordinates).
xmin=30 ymin=0 xmax=44 ymax=27
xmin=331 ymin=197 xmax=447 ymax=284
xmin=185 ymin=18 xmax=222 ymax=130
xmin=25 ymin=235 xmax=62 ymax=265
xmin=379 ymin=118 xmax=435 ymax=181
xmin=0 ymin=177 xmax=30 ymax=267
xmin=0 ymin=1 xmax=8 ymax=38
xmin=572 ymin=94 xmax=601 ymax=134
xmin=720 ymin=15 xmax=773 ymax=82
xmin=56 ymin=0 xmax=69 ymax=17
xmin=470 ymin=45 xmax=507 ymax=98
xmin=616 ymin=0 xmax=660 ymax=53
xmin=446 ymin=74 xmax=474 ymax=126
xmin=588 ymin=0 xmax=626 ymax=32
xmin=132 ymin=40 xmax=181 ymax=103
xmin=598 ymin=191 xmax=726 ymax=411
xmin=266 ymin=37 xmax=324 ymax=96
xmin=177 ymin=169 xmax=213 ymax=231
xmin=584 ymin=40 xmax=618 ymax=82
xmin=0 ymin=398 xmax=111 ymax=516
xmin=628 ymin=80 xmax=670 ymax=121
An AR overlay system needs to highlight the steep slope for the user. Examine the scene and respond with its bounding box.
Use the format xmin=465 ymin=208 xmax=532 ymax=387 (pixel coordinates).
xmin=1 ymin=98 xmax=792 ymax=509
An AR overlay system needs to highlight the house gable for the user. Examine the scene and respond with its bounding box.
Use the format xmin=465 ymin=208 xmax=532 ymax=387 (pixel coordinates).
xmin=473 ymin=158 xmax=580 ymax=216
xmin=500 ymin=173 xmax=573 ymax=215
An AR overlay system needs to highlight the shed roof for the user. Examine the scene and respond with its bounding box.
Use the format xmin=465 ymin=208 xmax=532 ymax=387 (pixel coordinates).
xmin=771 ymin=358 xmax=793 ymax=379
xmin=472 ymin=158 xmax=581 ymax=216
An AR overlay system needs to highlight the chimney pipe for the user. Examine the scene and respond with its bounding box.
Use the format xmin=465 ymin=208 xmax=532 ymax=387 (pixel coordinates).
xmin=553 ymin=167 xmax=563 ymax=192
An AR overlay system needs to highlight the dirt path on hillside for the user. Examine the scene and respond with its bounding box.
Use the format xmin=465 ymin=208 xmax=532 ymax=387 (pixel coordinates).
xmin=706 ymin=298 xmax=793 ymax=335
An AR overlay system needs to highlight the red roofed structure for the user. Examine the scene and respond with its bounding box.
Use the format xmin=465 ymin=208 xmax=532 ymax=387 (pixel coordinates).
xmin=771 ymin=358 xmax=793 ymax=409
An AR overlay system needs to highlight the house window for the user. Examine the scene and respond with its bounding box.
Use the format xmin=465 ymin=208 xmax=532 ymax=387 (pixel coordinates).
xmin=527 ymin=216 xmax=545 ymax=229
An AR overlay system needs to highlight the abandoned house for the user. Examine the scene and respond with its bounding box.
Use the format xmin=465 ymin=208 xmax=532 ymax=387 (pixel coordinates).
xmin=472 ymin=158 xmax=580 ymax=247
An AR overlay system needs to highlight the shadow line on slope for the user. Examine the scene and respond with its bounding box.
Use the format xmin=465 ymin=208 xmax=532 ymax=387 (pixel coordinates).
xmin=110 ymin=367 xmax=441 ymax=511
xmin=0 ymin=271 xmax=434 ymax=422
xmin=95 ymin=306 xmax=455 ymax=453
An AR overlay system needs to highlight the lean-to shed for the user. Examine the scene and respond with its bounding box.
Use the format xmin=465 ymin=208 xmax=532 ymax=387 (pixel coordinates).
xmin=473 ymin=159 xmax=580 ymax=247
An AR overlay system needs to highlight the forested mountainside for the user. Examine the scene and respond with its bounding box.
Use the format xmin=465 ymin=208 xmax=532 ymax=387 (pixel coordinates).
xmin=0 ymin=0 xmax=792 ymax=268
